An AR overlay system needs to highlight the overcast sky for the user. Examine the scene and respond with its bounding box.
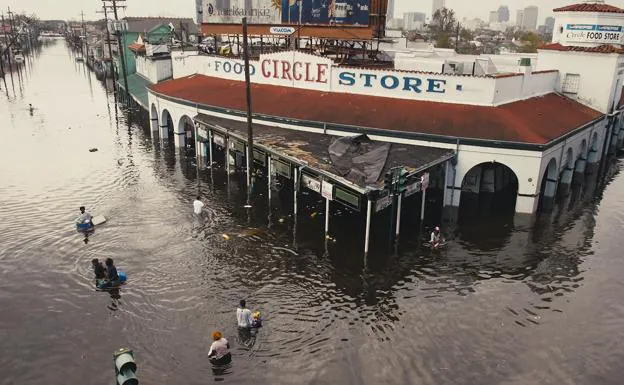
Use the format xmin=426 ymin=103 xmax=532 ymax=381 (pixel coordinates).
xmin=4 ymin=0 xmax=624 ymax=25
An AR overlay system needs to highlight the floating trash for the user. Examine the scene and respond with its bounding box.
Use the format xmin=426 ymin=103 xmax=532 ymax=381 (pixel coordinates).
xmin=222 ymin=234 xmax=230 ymax=240
xmin=89 ymin=148 xmax=98 ymax=152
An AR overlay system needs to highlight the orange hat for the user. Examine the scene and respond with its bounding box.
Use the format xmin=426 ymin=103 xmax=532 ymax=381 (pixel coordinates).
xmin=212 ymin=331 xmax=222 ymax=340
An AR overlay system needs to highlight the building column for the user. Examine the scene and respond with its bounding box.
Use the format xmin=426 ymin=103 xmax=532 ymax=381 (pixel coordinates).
xmin=573 ymin=157 xmax=586 ymax=186
xmin=174 ymin=132 xmax=185 ymax=149
xmin=159 ymin=124 xmax=169 ymax=140
xmin=586 ymin=148 xmax=599 ymax=175
xmin=557 ymin=166 xmax=573 ymax=199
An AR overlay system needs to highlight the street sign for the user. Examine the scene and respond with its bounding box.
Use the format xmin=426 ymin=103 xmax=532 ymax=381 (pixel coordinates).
xmin=421 ymin=172 xmax=430 ymax=191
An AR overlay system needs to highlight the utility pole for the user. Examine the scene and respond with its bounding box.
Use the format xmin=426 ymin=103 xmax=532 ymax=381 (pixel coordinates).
xmin=81 ymin=11 xmax=87 ymax=59
xmin=103 ymin=0 xmax=129 ymax=97
xmin=242 ymin=17 xmax=254 ymax=204
xmin=455 ymin=21 xmax=460 ymax=52
xmin=99 ymin=4 xmax=116 ymax=82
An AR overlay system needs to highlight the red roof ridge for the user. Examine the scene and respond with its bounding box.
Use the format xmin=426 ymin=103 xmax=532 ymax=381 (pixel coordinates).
xmin=553 ymin=2 xmax=624 ymax=13
xmin=540 ymin=42 xmax=624 ymax=54
xmin=149 ymin=74 xmax=602 ymax=146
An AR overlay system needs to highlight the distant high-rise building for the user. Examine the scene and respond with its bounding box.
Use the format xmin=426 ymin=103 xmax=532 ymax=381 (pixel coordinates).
xmin=489 ymin=11 xmax=499 ymax=23
xmin=404 ymin=12 xmax=426 ymax=31
xmin=497 ymin=6 xmax=510 ymax=22
xmin=544 ymin=16 xmax=555 ymax=31
xmin=516 ymin=10 xmax=524 ymax=28
xmin=522 ymin=6 xmax=538 ymax=31
xmin=432 ymin=0 xmax=446 ymax=17
xmin=387 ymin=0 xmax=396 ymax=20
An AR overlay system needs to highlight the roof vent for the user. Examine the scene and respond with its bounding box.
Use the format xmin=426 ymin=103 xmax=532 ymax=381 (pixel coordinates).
xmin=519 ymin=57 xmax=532 ymax=66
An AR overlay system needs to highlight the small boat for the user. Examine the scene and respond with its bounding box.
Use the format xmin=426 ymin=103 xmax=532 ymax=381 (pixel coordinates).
xmin=14 ymin=54 xmax=24 ymax=63
xmin=75 ymin=56 xmax=84 ymax=62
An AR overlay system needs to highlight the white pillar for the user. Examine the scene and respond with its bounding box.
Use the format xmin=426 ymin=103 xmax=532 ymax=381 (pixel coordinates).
xmin=293 ymin=167 xmax=298 ymax=218
xmin=267 ymin=154 xmax=272 ymax=203
xmin=364 ymin=198 xmax=372 ymax=256
xmin=442 ymin=160 xmax=451 ymax=207
xmin=395 ymin=194 xmax=402 ymax=237
xmin=225 ymin=137 xmax=230 ymax=175
xmin=208 ymin=130 xmax=213 ymax=167
xmin=420 ymin=189 xmax=427 ymax=220
xmin=325 ymin=198 xmax=330 ymax=235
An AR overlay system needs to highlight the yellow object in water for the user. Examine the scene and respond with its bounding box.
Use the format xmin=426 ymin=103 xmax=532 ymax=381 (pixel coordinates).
xmin=222 ymin=234 xmax=230 ymax=240
xmin=310 ymin=212 xmax=318 ymax=218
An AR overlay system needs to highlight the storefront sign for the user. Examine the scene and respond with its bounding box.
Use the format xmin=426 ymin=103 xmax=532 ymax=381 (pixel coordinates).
xmin=261 ymin=59 xmax=329 ymax=84
xmin=338 ymin=72 xmax=447 ymax=94
xmin=213 ymin=133 xmax=225 ymax=147
xmin=564 ymin=24 xmax=623 ymax=44
xmin=321 ymin=181 xmax=333 ymax=200
xmin=301 ymin=173 xmax=321 ymax=193
xmin=375 ymin=194 xmax=392 ymax=212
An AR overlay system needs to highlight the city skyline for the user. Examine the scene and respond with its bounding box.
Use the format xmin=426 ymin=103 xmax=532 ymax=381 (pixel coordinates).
xmin=3 ymin=0 xmax=624 ymax=22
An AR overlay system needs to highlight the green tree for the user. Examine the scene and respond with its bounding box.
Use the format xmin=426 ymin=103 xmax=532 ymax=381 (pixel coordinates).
xmin=519 ymin=31 xmax=542 ymax=53
xmin=427 ymin=7 xmax=457 ymax=48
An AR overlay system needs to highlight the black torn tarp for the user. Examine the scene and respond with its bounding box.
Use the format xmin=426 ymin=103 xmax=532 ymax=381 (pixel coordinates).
xmin=328 ymin=134 xmax=390 ymax=185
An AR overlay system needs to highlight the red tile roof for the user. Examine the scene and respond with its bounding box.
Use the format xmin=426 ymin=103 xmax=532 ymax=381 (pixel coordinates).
xmin=540 ymin=42 xmax=624 ymax=54
xmin=128 ymin=43 xmax=145 ymax=54
xmin=150 ymin=75 xmax=603 ymax=145
xmin=554 ymin=3 xmax=624 ymax=13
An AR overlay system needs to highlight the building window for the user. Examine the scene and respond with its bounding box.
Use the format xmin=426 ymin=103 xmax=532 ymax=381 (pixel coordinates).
xmin=562 ymin=73 xmax=580 ymax=95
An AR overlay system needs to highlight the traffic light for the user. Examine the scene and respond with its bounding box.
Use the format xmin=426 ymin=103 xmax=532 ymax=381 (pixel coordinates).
xmin=114 ymin=348 xmax=138 ymax=385
xmin=397 ymin=168 xmax=409 ymax=193
xmin=383 ymin=171 xmax=393 ymax=191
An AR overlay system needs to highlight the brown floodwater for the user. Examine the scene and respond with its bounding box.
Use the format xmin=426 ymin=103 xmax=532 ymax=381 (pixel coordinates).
xmin=1 ymin=40 xmax=624 ymax=385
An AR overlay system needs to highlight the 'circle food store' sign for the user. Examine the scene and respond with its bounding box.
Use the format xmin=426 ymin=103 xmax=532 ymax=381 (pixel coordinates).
xmin=564 ymin=24 xmax=623 ymax=44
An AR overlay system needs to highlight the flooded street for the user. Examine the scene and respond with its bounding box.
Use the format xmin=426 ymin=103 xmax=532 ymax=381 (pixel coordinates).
xmin=2 ymin=41 xmax=624 ymax=385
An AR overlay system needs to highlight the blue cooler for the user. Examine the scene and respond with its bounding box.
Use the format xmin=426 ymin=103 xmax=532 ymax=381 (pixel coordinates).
xmin=119 ymin=271 xmax=127 ymax=283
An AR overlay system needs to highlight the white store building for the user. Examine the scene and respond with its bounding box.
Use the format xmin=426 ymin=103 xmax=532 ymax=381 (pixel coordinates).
xmin=147 ymin=1 xmax=624 ymax=228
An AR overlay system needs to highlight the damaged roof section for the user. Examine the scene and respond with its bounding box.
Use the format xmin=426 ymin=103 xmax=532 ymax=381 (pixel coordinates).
xmin=195 ymin=115 xmax=454 ymax=192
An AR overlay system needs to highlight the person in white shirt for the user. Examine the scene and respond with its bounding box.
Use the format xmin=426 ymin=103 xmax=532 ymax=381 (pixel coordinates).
xmin=208 ymin=331 xmax=231 ymax=365
xmin=236 ymin=299 xmax=253 ymax=329
xmin=76 ymin=206 xmax=93 ymax=226
xmin=193 ymin=196 xmax=205 ymax=215
xmin=430 ymin=226 xmax=444 ymax=248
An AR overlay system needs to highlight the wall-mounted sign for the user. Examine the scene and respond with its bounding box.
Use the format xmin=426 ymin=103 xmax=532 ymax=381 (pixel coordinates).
xmin=321 ymin=181 xmax=333 ymax=201
xmin=198 ymin=126 xmax=209 ymax=140
xmin=404 ymin=180 xmax=422 ymax=197
xmin=301 ymin=173 xmax=321 ymax=193
xmin=334 ymin=187 xmax=360 ymax=211
xmin=269 ymin=26 xmax=295 ymax=35
xmin=564 ymin=24 xmax=623 ymax=45
xmin=421 ymin=172 xmax=430 ymax=191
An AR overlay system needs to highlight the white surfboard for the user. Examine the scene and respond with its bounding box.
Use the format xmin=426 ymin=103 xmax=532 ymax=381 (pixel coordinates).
xmin=92 ymin=215 xmax=107 ymax=226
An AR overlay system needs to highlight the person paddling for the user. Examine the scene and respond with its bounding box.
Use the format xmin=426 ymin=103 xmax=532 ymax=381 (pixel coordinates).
xmin=76 ymin=206 xmax=93 ymax=227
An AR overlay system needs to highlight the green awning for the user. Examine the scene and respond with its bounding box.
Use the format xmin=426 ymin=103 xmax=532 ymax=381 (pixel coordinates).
xmin=117 ymin=73 xmax=152 ymax=109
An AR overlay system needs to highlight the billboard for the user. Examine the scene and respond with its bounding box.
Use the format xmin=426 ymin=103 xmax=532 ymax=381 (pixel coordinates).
xmin=202 ymin=0 xmax=282 ymax=24
xmin=201 ymin=0 xmax=369 ymax=26
xmin=282 ymin=0 xmax=370 ymax=26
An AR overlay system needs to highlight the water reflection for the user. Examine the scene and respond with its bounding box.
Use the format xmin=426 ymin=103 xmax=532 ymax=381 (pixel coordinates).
xmin=2 ymin=41 xmax=624 ymax=385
